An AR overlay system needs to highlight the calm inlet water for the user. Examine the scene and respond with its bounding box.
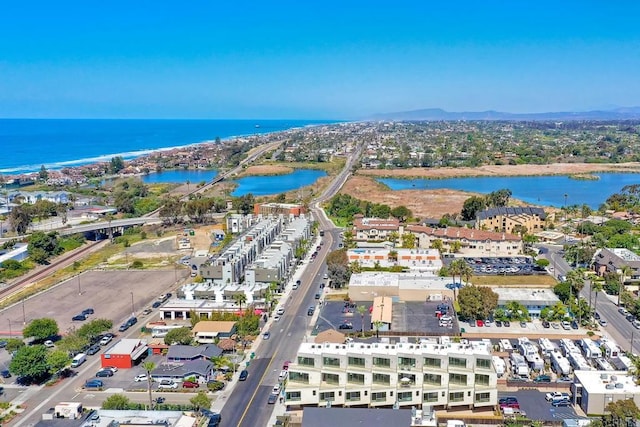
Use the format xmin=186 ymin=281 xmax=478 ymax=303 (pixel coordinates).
xmin=232 ymin=169 xmax=327 ymax=196
xmin=141 ymin=169 xmax=219 ymax=184
xmin=378 ymin=173 xmax=640 ymax=209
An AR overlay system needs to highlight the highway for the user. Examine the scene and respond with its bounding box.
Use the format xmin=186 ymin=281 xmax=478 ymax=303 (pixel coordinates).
xmin=542 ymin=244 xmax=637 ymax=353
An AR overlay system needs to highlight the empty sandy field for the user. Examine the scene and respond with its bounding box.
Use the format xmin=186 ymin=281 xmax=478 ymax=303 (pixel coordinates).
xmin=339 ymin=175 xmax=477 ymax=218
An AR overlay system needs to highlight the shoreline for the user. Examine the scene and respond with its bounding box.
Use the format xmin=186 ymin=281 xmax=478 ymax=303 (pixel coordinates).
xmin=0 ymin=119 xmax=339 ymax=177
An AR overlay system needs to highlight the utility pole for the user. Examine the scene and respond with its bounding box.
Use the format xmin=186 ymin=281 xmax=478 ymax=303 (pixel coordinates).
xmin=77 ymin=275 xmax=82 ymax=295
xmin=130 ymin=292 xmax=135 ymax=316
xmin=22 ymin=298 xmax=26 ymax=325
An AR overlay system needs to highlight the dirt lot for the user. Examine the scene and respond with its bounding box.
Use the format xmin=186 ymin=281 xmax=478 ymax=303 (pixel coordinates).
xmin=239 ymin=164 xmax=293 ymax=177
xmin=0 ymin=270 xmax=185 ymax=336
xmin=358 ymin=162 xmax=640 ymax=178
xmin=339 ymin=175 xmax=476 ymax=218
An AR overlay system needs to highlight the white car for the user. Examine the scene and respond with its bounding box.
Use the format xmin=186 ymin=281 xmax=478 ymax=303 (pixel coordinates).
xmin=271 ymin=384 xmax=281 ymax=395
xmin=134 ymin=374 xmax=148 ymax=382
xmin=158 ymin=380 xmax=178 ymax=389
xmin=561 ymin=321 xmax=571 ymax=330
xmin=44 ymin=340 xmax=55 ymax=348
xmin=100 ymin=336 xmax=112 ymax=346
xmin=103 ymin=366 xmax=118 ymax=373
xmin=276 ymin=308 xmax=285 ymax=316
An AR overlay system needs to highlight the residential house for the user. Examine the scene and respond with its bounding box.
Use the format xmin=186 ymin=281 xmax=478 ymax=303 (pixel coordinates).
xmin=166 ymin=344 xmax=223 ymax=363
xmin=192 ymin=321 xmax=237 ymax=344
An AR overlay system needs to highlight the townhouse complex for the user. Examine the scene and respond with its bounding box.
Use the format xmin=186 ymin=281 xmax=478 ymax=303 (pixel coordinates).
xmin=352 ymin=216 xmax=524 ymax=257
xmin=284 ymin=338 xmax=498 ymax=410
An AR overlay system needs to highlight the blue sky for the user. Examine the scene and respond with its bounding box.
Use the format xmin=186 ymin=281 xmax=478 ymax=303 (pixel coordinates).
xmin=1 ymin=1 xmax=639 ymax=119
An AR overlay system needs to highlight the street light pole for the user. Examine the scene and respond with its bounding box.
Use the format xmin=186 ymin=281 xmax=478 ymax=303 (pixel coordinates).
xmin=77 ymin=275 xmax=82 ymax=296
xmin=130 ymin=292 xmax=135 ymax=316
xmin=22 ymin=298 xmax=26 ymax=325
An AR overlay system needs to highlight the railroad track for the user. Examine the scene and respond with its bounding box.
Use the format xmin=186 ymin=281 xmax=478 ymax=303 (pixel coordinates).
xmin=0 ymin=239 xmax=108 ymax=302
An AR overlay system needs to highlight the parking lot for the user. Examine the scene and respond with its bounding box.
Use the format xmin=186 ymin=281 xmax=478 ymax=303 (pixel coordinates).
xmin=449 ymin=256 xmax=547 ymax=276
xmin=315 ymin=300 xmax=460 ymax=335
xmin=0 ymin=270 xmax=185 ymax=337
xmin=499 ymin=390 xmax=578 ymax=421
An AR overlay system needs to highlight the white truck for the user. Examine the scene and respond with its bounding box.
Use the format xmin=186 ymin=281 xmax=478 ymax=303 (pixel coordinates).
xmin=71 ymin=353 xmax=87 ymax=368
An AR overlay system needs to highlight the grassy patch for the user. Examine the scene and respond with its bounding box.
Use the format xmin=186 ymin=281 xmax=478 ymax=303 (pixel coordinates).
xmin=472 ymin=275 xmax=557 ymax=287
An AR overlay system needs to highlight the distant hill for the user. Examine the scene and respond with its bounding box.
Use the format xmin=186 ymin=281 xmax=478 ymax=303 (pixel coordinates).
xmin=368 ymin=107 xmax=640 ymax=121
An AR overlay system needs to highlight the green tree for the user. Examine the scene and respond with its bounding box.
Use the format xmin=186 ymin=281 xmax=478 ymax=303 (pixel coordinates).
xmin=430 ymin=239 xmax=443 ymax=252
xmin=190 ymin=391 xmax=212 ymax=411
xmin=326 ymin=249 xmax=351 ymax=288
xmin=23 ymin=318 xmax=59 ymax=341
xmin=601 ymin=398 xmax=640 ymax=425
xmin=39 ymin=165 xmax=49 ymax=181
xmin=77 ymin=319 xmax=113 ymax=340
xmin=5 ymin=338 xmax=25 ymax=353
xmin=457 ymin=285 xmax=498 ymax=321
xmin=373 ymin=320 xmax=384 ymax=339
xmin=109 ymin=156 xmax=126 ymax=174
xmin=102 ymin=394 xmax=131 ymax=410
xmin=28 ymin=231 xmax=62 ymax=264
xmin=57 ymin=333 xmax=89 ymax=356
xmin=553 ymin=281 xmax=572 ymax=303
xmin=460 ymin=196 xmax=486 ymax=221
xmin=9 ymin=345 xmax=49 ymax=380
xmin=46 ymin=350 xmax=71 ymax=375
xmin=9 ymin=204 xmax=32 ymax=234
xmin=390 ymin=206 xmax=412 ymax=222
xmin=164 ymin=327 xmax=193 ymax=345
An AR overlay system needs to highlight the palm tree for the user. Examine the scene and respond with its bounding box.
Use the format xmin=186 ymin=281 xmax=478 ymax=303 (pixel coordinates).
xmin=459 ymin=262 xmax=473 ymax=286
xmin=373 ymin=320 xmax=384 ymax=339
xmin=592 ymin=280 xmax=604 ymax=315
xmin=618 ymin=265 xmax=632 ymax=307
xmin=356 ymin=305 xmax=367 ymax=337
xmin=448 ymin=259 xmax=468 ymax=300
xmin=142 ymin=361 xmax=156 ymax=409
xmin=232 ymin=293 xmax=247 ymax=311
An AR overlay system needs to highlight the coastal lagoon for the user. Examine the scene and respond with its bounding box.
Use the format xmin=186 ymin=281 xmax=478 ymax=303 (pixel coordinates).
xmin=232 ymin=169 xmax=327 ymax=196
xmin=141 ymin=169 xmax=219 ymax=184
xmin=378 ymin=173 xmax=640 ymax=209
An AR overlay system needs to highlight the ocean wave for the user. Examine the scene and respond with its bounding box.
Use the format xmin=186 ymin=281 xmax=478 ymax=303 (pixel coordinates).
xmin=0 ymin=143 xmax=205 ymax=175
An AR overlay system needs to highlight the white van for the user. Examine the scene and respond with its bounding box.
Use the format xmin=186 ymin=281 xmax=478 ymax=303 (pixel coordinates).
xmin=278 ymin=370 xmax=288 ymax=382
xmin=71 ymin=353 xmax=87 ymax=368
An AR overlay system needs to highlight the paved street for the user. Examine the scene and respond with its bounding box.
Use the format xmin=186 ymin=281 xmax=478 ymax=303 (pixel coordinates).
xmin=543 ymin=244 xmax=635 ymax=353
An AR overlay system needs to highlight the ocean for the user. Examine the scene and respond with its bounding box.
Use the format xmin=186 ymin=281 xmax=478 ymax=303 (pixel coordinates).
xmin=0 ymin=119 xmax=333 ymax=175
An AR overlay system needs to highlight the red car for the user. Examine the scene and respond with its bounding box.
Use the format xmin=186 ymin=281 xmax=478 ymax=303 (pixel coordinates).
xmin=182 ymin=380 xmax=199 ymax=388
xmin=282 ymin=361 xmax=290 ymax=370
xmin=476 ymin=319 xmax=484 ymax=327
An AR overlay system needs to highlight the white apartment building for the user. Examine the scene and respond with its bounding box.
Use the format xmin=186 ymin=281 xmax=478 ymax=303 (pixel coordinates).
xmin=347 ymin=248 xmax=442 ymax=274
xmin=285 ymin=339 xmax=498 ymax=409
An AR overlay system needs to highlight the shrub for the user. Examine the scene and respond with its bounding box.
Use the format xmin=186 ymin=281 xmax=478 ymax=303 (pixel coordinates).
xmin=131 ymin=260 xmax=143 ymax=269
xmin=207 ymin=381 xmax=225 ymax=391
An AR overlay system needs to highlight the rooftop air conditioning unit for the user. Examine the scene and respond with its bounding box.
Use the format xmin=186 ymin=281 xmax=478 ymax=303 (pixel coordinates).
xmin=606 ymin=383 xmax=615 ymax=390
xmin=611 ymin=375 xmax=618 ymax=381
xmin=615 ymin=383 xmax=624 ymax=389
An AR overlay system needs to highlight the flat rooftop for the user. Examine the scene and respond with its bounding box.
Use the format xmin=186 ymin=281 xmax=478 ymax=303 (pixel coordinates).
xmin=495 ymin=287 xmax=560 ymax=304
xmin=575 ymin=370 xmax=640 ymax=394
xmin=297 ymin=339 xmax=492 ymax=357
